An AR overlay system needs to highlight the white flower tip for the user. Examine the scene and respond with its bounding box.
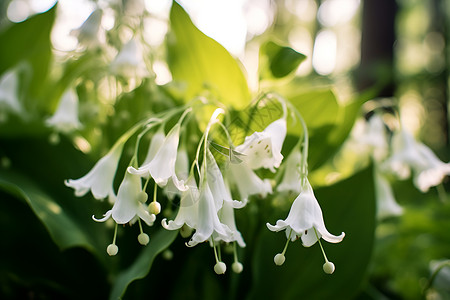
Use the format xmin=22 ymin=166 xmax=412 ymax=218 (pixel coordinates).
xmin=148 ymin=201 xmax=161 ymax=215
xmin=127 ymin=165 xmax=147 ymax=176
xmin=161 ymin=218 xmax=170 ymax=229
xmin=107 ymin=244 xmax=118 ymax=256
xmin=274 ymin=253 xmax=286 ymax=266
xmin=138 ymin=233 xmax=150 ymax=245
xmin=323 ymin=261 xmax=335 ymax=274
xmin=214 ymin=262 xmax=227 ymax=275
xmin=232 ymin=262 xmax=243 ymax=274
xmin=266 ymin=222 xmax=278 ymax=232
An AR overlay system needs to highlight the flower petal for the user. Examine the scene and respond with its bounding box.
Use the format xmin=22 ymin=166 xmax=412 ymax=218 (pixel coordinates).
xmin=111 ymin=172 xmax=142 ymax=224
xmin=66 ymin=143 xmax=124 ymax=200
xmin=92 ymin=210 xmax=112 ymax=222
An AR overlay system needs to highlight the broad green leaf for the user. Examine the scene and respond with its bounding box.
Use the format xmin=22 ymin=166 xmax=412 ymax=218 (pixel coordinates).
xmin=167 ymin=2 xmax=250 ymax=109
xmin=287 ymin=89 xmax=367 ymax=171
xmin=110 ymin=229 xmax=178 ymax=300
xmin=289 ymin=89 xmax=339 ymax=133
xmin=0 ymin=190 xmax=111 ymax=299
xmin=0 ymin=171 xmax=101 ymax=252
xmin=0 ymin=5 xmax=55 ymax=99
xmin=0 ymin=137 xmax=112 ymax=262
xmin=248 ymin=166 xmax=376 ymax=300
xmin=260 ymin=41 xmax=306 ymax=78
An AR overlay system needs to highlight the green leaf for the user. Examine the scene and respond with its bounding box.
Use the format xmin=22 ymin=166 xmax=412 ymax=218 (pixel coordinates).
xmin=248 ymin=166 xmax=376 ymax=300
xmin=0 ymin=171 xmax=101 ymax=252
xmin=0 ymin=5 xmax=55 ymax=99
xmin=289 ymin=89 xmax=339 ymax=132
xmin=110 ymin=229 xmax=178 ymax=300
xmin=261 ymin=41 xmax=306 ymax=78
xmin=287 ymin=89 xmax=367 ymax=171
xmin=167 ymin=2 xmax=250 ymax=109
xmin=0 ymin=137 xmax=112 ymax=262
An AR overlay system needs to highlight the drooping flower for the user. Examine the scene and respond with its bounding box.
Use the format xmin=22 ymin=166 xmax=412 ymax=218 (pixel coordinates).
xmin=185 ymin=180 xmax=233 ymax=247
xmin=206 ymin=149 xmax=246 ymax=247
xmin=383 ymin=128 xmax=450 ymax=192
xmin=140 ymin=127 xmax=166 ymax=166
xmin=65 ymin=143 xmax=124 ymax=200
xmin=374 ymin=166 xmax=403 ymax=219
xmin=71 ymin=9 xmax=103 ymax=48
xmin=207 ymin=149 xmax=246 ymax=211
xmin=161 ymin=176 xmax=200 ymax=232
xmin=235 ymin=118 xmax=287 ymax=172
xmin=214 ymin=198 xmax=246 ymax=248
xmin=110 ymin=39 xmax=147 ymax=78
xmin=277 ymin=148 xmax=302 ymax=194
xmin=0 ymin=68 xmax=23 ymax=118
xmin=46 ymin=89 xmax=82 ymax=134
xmin=360 ymin=114 xmax=390 ymax=162
xmin=267 ymin=179 xmax=345 ymax=247
xmin=93 ymin=172 xmax=156 ymax=226
xmin=163 ymin=146 xmax=190 ymax=200
xmin=128 ymin=124 xmax=188 ymax=191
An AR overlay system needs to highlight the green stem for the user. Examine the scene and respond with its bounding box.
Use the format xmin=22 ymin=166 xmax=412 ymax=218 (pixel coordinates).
xmin=233 ymin=242 xmax=239 ymax=263
xmin=138 ymin=218 xmax=144 ymax=234
xmin=436 ymin=183 xmax=447 ymax=203
xmin=153 ymin=182 xmax=158 ymax=203
xmin=281 ymin=230 xmax=293 ymax=255
xmin=313 ymin=227 xmax=329 ymax=263
xmin=112 ymin=223 xmax=118 ymax=244
xmin=212 ymin=237 xmax=220 ymax=263
xmin=424 ymin=260 xmax=450 ymax=292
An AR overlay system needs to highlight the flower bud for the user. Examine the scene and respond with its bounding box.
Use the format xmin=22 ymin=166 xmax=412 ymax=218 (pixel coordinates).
xmin=323 ymin=261 xmax=335 ymax=274
xmin=107 ymin=244 xmax=118 ymax=256
xmin=214 ymin=262 xmax=227 ymax=275
xmin=138 ymin=233 xmax=150 ymax=245
xmin=148 ymin=201 xmax=161 ymax=215
xmin=232 ymin=262 xmax=243 ymax=274
xmin=274 ymin=253 xmax=285 ymax=266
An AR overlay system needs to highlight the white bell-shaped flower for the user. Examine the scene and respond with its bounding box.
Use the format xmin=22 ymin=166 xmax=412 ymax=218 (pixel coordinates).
xmin=186 ymin=180 xmax=233 ymax=247
xmin=141 ymin=128 xmax=166 ymax=166
xmin=0 ymin=69 xmax=23 ymax=117
xmin=110 ymin=39 xmax=147 ymax=78
xmin=164 ymin=146 xmax=190 ymax=200
xmin=267 ymin=179 xmax=345 ymax=247
xmin=277 ymin=148 xmax=302 ymax=194
xmin=227 ymin=161 xmax=272 ymax=202
xmin=71 ymin=9 xmax=103 ymax=48
xmin=206 ymin=149 xmax=246 ymax=211
xmin=161 ymin=176 xmax=199 ymax=231
xmin=374 ymin=167 xmax=403 ymax=219
xmin=235 ymin=118 xmax=287 ymax=172
xmin=65 ymin=143 xmax=124 ymax=200
xmin=214 ymin=197 xmax=246 ymax=247
xmin=206 ymin=150 xmax=246 ymax=247
xmin=360 ymin=115 xmax=390 ymax=162
xmin=384 ymin=129 xmax=450 ymax=192
xmin=93 ymin=172 xmax=156 ymax=225
xmin=128 ymin=124 xmax=188 ymax=191
xmin=46 ymin=89 xmax=82 ymax=133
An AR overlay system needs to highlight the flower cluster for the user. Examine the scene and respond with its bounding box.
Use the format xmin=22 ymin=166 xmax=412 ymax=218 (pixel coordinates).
xmin=66 ymin=95 xmax=346 ymax=275
xmin=353 ymin=109 xmax=450 ymax=219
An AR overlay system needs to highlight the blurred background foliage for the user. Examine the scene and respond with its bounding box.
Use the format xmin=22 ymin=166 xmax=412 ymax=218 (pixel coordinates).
xmin=0 ymin=0 xmax=449 ymax=299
